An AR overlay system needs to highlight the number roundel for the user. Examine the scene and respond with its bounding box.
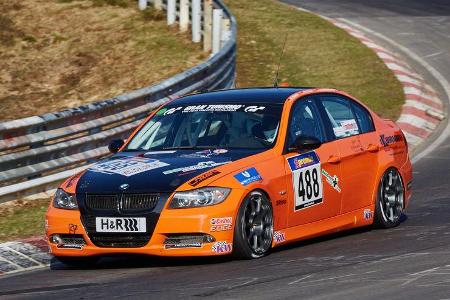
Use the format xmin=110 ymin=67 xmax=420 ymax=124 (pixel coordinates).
xmin=287 ymin=152 xmax=324 ymax=211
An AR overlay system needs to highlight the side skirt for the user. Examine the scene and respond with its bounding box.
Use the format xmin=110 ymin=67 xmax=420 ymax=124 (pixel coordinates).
xmin=272 ymin=205 xmax=376 ymax=247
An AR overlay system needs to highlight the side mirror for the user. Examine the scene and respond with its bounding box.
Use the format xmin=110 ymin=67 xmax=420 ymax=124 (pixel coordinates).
xmin=108 ymin=139 xmax=124 ymax=154
xmin=288 ymin=135 xmax=322 ymax=152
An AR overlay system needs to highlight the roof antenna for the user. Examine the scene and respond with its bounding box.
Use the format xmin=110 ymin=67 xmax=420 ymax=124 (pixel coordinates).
xmin=273 ymin=34 xmax=289 ymax=88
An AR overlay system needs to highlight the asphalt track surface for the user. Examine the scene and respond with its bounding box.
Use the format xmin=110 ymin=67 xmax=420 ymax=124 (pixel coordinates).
xmin=1 ymin=1 xmax=450 ymax=299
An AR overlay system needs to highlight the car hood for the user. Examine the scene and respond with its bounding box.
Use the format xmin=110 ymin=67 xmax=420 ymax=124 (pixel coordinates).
xmin=75 ymin=149 xmax=261 ymax=194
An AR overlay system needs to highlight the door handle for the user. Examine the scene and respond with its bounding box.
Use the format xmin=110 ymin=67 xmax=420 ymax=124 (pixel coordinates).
xmin=367 ymin=144 xmax=379 ymax=153
xmin=327 ymin=155 xmax=341 ymax=164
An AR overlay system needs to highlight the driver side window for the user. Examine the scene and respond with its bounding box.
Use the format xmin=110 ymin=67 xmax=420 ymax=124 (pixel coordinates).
xmin=287 ymin=98 xmax=324 ymax=147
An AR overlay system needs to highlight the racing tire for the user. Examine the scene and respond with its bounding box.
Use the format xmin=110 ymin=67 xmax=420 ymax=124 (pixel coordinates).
xmin=55 ymin=256 xmax=99 ymax=267
xmin=233 ymin=190 xmax=273 ymax=259
xmin=374 ymin=168 xmax=405 ymax=228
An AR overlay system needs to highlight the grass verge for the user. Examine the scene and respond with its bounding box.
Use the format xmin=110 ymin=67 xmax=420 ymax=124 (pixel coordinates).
xmin=224 ymin=0 xmax=404 ymax=119
xmin=0 ymin=0 xmax=205 ymax=121
xmin=0 ymin=199 xmax=49 ymax=242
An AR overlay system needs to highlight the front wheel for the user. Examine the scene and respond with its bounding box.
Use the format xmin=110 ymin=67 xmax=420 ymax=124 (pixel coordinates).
xmin=233 ymin=190 xmax=273 ymax=259
xmin=374 ymin=168 xmax=405 ymax=228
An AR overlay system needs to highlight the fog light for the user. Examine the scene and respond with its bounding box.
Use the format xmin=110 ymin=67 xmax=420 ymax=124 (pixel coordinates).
xmin=50 ymin=234 xmax=63 ymax=245
xmin=164 ymin=233 xmax=216 ymax=249
xmin=50 ymin=234 xmax=86 ymax=249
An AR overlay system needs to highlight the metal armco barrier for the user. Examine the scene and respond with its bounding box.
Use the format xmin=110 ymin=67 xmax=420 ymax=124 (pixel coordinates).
xmin=0 ymin=0 xmax=236 ymax=203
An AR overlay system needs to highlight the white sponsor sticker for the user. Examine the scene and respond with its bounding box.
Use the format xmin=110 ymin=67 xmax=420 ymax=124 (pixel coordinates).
xmin=96 ymin=217 xmax=146 ymax=233
xmin=333 ymin=119 xmax=360 ymax=138
xmin=90 ymin=158 xmax=169 ymax=177
xmin=162 ymin=161 xmax=230 ymax=175
xmin=210 ymin=217 xmax=233 ymax=232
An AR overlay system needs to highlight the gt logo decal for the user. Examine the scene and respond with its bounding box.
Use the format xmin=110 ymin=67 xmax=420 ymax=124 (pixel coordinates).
xmin=287 ymin=152 xmax=323 ymax=211
xmin=244 ymin=106 xmax=265 ymax=113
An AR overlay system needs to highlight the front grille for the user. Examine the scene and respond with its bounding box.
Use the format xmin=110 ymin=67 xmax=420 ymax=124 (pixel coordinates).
xmin=79 ymin=193 xmax=166 ymax=249
xmin=89 ymin=234 xmax=150 ymax=248
xmin=85 ymin=193 xmax=159 ymax=212
xmin=81 ymin=214 xmax=158 ymax=248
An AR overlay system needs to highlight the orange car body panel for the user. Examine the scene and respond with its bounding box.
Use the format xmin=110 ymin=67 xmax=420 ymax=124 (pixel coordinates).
xmin=46 ymin=88 xmax=412 ymax=257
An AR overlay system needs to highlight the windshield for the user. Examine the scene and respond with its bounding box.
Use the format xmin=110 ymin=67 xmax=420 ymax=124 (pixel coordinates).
xmin=125 ymin=103 xmax=283 ymax=151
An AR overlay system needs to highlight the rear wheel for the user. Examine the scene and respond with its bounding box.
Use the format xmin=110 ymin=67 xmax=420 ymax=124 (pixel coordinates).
xmin=374 ymin=168 xmax=404 ymax=228
xmin=233 ymin=190 xmax=273 ymax=259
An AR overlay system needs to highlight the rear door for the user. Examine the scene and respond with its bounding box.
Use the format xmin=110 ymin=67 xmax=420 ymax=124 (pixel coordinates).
xmin=283 ymin=97 xmax=343 ymax=227
xmin=316 ymin=94 xmax=379 ymax=214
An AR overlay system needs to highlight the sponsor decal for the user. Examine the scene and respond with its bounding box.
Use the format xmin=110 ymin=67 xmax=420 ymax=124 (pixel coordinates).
xmin=212 ymin=241 xmax=233 ymax=254
xmin=181 ymin=149 xmax=228 ymax=159
xmin=163 ymin=161 xmax=230 ymax=175
xmin=144 ymin=150 xmax=177 ymax=155
xmin=321 ymin=169 xmax=341 ymax=193
xmin=90 ymin=157 xmax=169 ymax=177
xmin=234 ymin=167 xmax=262 ymax=186
xmin=164 ymin=242 xmax=202 ymax=249
xmin=276 ymin=199 xmax=287 ymax=206
xmin=287 ymin=152 xmax=320 ymax=171
xmin=189 ymin=170 xmax=221 ymax=187
xmin=210 ymin=217 xmax=233 ymax=232
xmin=158 ymin=105 xmax=266 ymax=115
xmin=273 ymin=231 xmax=286 ymax=243
xmin=68 ymin=224 xmax=78 ymax=234
xmin=244 ymin=106 xmax=265 ymax=113
xmin=363 ymin=209 xmax=373 ymax=220
xmin=333 ymin=119 xmax=360 ymax=138
xmin=183 ymin=104 xmax=243 ymax=112
xmin=380 ymin=134 xmax=403 ymax=147
xmin=287 ymin=152 xmax=323 ymax=211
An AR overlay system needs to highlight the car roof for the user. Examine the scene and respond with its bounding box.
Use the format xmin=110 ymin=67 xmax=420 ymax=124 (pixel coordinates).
xmin=171 ymin=87 xmax=314 ymax=105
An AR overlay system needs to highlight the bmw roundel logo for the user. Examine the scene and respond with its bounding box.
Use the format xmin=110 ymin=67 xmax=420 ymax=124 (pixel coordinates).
xmin=119 ymin=183 xmax=130 ymax=191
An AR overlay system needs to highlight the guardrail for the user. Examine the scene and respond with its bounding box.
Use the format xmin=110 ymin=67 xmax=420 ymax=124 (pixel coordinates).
xmin=0 ymin=0 xmax=236 ymax=203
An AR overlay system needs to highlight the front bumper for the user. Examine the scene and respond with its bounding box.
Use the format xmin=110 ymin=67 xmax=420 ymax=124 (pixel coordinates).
xmin=46 ymin=189 xmax=243 ymax=257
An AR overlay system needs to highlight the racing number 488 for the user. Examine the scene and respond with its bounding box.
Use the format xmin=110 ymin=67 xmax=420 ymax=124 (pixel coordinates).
xmin=293 ymin=164 xmax=323 ymax=210
xmin=298 ymin=168 xmax=320 ymax=200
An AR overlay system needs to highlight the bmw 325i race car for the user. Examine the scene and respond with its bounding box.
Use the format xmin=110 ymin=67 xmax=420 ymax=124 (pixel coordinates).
xmin=46 ymin=87 xmax=412 ymax=263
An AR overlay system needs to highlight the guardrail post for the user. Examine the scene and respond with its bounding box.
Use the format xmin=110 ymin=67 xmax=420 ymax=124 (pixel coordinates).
xmin=153 ymin=0 xmax=163 ymax=10
xmin=203 ymin=0 xmax=213 ymax=52
xmin=221 ymin=17 xmax=231 ymax=47
xmin=138 ymin=0 xmax=147 ymax=10
xmin=179 ymin=0 xmax=190 ymax=32
xmin=212 ymin=8 xmax=223 ymax=54
xmin=167 ymin=0 xmax=176 ymax=26
xmin=192 ymin=0 xmax=202 ymax=43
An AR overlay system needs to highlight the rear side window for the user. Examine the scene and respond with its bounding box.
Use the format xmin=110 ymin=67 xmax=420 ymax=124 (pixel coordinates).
xmin=352 ymin=102 xmax=375 ymax=133
xmin=319 ymin=96 xmax=360 ymax=139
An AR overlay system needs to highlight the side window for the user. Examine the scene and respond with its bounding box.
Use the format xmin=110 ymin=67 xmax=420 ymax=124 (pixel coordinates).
xmin=287 ymin=98 xmax=324 ymax=146
xmin=352 ymin=102 xmax=375 ymax=133
xmin=319 ymin=96 xmax=360 ymax=139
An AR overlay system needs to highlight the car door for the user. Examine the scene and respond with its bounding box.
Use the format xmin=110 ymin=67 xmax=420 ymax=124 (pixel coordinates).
xmin=316 ymin=94 xmax=379 ymax=214
xmin=283 ymin=96 xmax=343 ymax=227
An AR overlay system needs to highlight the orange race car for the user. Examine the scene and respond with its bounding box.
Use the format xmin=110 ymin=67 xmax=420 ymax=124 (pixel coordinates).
xmin=46 ymin=87 xmax=412 ymax=264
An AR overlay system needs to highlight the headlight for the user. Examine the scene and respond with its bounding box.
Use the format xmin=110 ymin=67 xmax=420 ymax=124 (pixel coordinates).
xmin=53 ymin=188 xmax=78 ymax=210
xmin=169 ymin=187 xmax=231 ymax=209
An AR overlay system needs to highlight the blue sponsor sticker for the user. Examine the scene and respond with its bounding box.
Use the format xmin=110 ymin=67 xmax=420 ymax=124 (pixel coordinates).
xmin=287 ymin=151 xmax=320 ymax=171
xmin=234 ymin=167 xmax=262 ymax=186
